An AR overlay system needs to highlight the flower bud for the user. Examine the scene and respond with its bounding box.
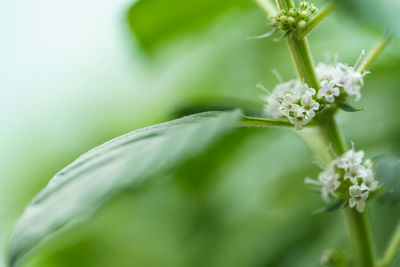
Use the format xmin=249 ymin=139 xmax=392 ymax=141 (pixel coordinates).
xmin=288 ymin=9 xmax=296 ymax=17
xmin=287 ymin=16 xmax=296 ymax=25
xmin=297 ymin=20 xmax=307 ymax=29
xmin=280 ymin=15 xmax=288 ymax=23
xmin=300 ymin=1 xmax=308 ymax=9
xmin=364 ymin=159 xmax=373 ymax=168
xmin=310 ymin=5 xmax=317 ymax=13
xmin=300 ymin=11 xmax=308 ymax=19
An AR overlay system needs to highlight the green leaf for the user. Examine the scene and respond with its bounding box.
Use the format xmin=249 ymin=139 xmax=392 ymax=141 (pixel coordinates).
xmin=337 ymin=102 xmax=364 ymax=112
xmin=374 ymin=155 xmax=400 ymax=203
xmin=340 ymin=0 xmax=400 ymax=36
xmin=6 ymin=110 xmax=242 ymax=267
xmin=126 ymin=0 xmax=251 ymax=52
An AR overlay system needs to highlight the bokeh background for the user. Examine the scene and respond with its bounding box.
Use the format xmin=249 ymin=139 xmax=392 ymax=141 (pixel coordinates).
xmin=1 ymin=0 xmax=400 ymax=266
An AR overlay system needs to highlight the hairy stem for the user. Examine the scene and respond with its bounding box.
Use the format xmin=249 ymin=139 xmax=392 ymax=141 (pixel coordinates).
xmin=379 ymin=221 xmax=400 ymax=267
xmin=239 ymin=115 xmax=294 ymax=128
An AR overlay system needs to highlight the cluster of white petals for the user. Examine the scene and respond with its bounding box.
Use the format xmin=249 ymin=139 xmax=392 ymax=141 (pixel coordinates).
xmin=315 ymin=54 xmax=369 ymax=102
xmin=306 ymin=145 xmax=379 ymax=212
xmin=262 ymin=80 xmax=320 ymax=130
xmin=262 ymin=52 xmax=369 ymax=130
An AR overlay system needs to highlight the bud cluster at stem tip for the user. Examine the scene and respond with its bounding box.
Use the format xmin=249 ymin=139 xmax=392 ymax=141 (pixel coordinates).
xmin=305 ymin=144 xmax=380 ymax=213
xmin=272 ymin=1 xmax=317 ymax=37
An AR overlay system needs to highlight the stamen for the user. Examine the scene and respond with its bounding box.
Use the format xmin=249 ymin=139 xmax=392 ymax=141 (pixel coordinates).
xmin=256 ymin=83 xmax=270 ymax=94
xmin=354 ymin=49 xmax=366 ymax=70
xmin=270 ymin=69 xmax=283 ymax=83
xmin=328 ymin=143 xmax=338 ymax=158
xmin=312 ymin=158 xmax=325 ymax=170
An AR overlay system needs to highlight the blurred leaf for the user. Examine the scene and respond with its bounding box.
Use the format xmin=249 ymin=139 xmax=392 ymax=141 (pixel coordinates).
xmin=337 ymin=102 xmax=364 ymax=112
xmin=6 ymin=110 xmax=242 ymax=267
xmin=340 ymin=0 xmax=400 ymax=36
xmin=127 ymin=0 xmax=252 ymax=52
xmin=374 ymin=155 xmax=400 ymax=203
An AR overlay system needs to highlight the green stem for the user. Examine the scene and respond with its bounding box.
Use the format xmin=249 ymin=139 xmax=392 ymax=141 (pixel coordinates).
xmin=287 ymin=37 xmax=319 ymax=89
xmin=276 ymin=1 xmax=376 ymax=265
xmin=344 ymin=209 xmax=376 ymax=267
xmin=379 ymin=221 xmax=400 ymax=267
xmin=239 ymin=115 xmax=294 ymax=128
xmin=317 ymin=112 xmax=347 ymax=157
xmin=275 ymin=0 xmax=293 ymax=10
xmin=297 ymin=1 xmax=337 ymax=39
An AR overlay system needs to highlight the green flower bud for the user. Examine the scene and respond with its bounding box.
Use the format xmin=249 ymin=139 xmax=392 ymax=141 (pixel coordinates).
xmin=280 ymin=15 xmax=288 ymax=23
xmin=300 ymin=11 xmax=308 ymax=19
xmin=310 ymin=5 xmax=317 ymax=13
xmin=287 ymin=16 xmax=296 ymax=25
xmin=288 ymin=9 xmax=296 ymax=17
xmin=300 ymin=2 xmax=308 ymax=9
xmin=297 ymin=20 xmax=307 ymax=29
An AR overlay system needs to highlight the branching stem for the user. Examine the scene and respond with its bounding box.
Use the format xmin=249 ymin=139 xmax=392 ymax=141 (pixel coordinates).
xmin=275 ymin=0 xmax=376 ymax=265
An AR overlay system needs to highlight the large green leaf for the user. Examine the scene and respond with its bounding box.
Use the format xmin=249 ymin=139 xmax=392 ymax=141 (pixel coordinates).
xmin=340 ymin=0 xmax=400 ymax=36
xmin=6 ymin=110 xmax=242 ymax=267
xmin=127 ymin=0 xmax=251 ymax=52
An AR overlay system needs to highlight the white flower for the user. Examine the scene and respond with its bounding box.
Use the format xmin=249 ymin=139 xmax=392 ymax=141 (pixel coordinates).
xmin=316 ymin=63 xmax=338 ymax=81
xmin=288 ymin=112 xmax=309 ymax=130
xmin=361 ymin=168 xmax=379 ymax=192
xmin=340 ymin=146 xmax=364 ymax=169
xmin=306 ymin=145 xmax=379 ymax=212
xmin=318 ymin=80 xmax=340 ymax=103
xmin=315 ymin=52 xmax=369 ymax=102
xmin=344 ymin=164 xmax=364 ymax=184
xmin=349 ymin=185 xmax=369 ymax=212
xmin=301 ymin=90 xmax=319 ymax=118
xmin=262 ymin=80 xmax=301 ymax=119
xmin=318 ymin=169 xmax=340 ymax=202
xmin=262 ymin=80 xmax=320 ymax=130
xmin=279 ymin=93 xmax=296 ymax=117
xmin=335 ymin=63 xmax=369 ymax=101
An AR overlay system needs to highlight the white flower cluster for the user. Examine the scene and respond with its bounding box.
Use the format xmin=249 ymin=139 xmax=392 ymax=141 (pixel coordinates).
xmin=262 ymin=52 xmax=369 ymax=130
xmin=262 ymin=80 xmax=320 ymax=130
xmin=306 ymin=145 xmax=379 ymax=213
xmin=316 ymin=54 xmax=369 ymax=102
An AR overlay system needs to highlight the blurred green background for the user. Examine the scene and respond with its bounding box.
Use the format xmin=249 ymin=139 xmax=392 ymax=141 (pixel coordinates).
xmin=1 ymin=0 xmax=400 ymax=266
